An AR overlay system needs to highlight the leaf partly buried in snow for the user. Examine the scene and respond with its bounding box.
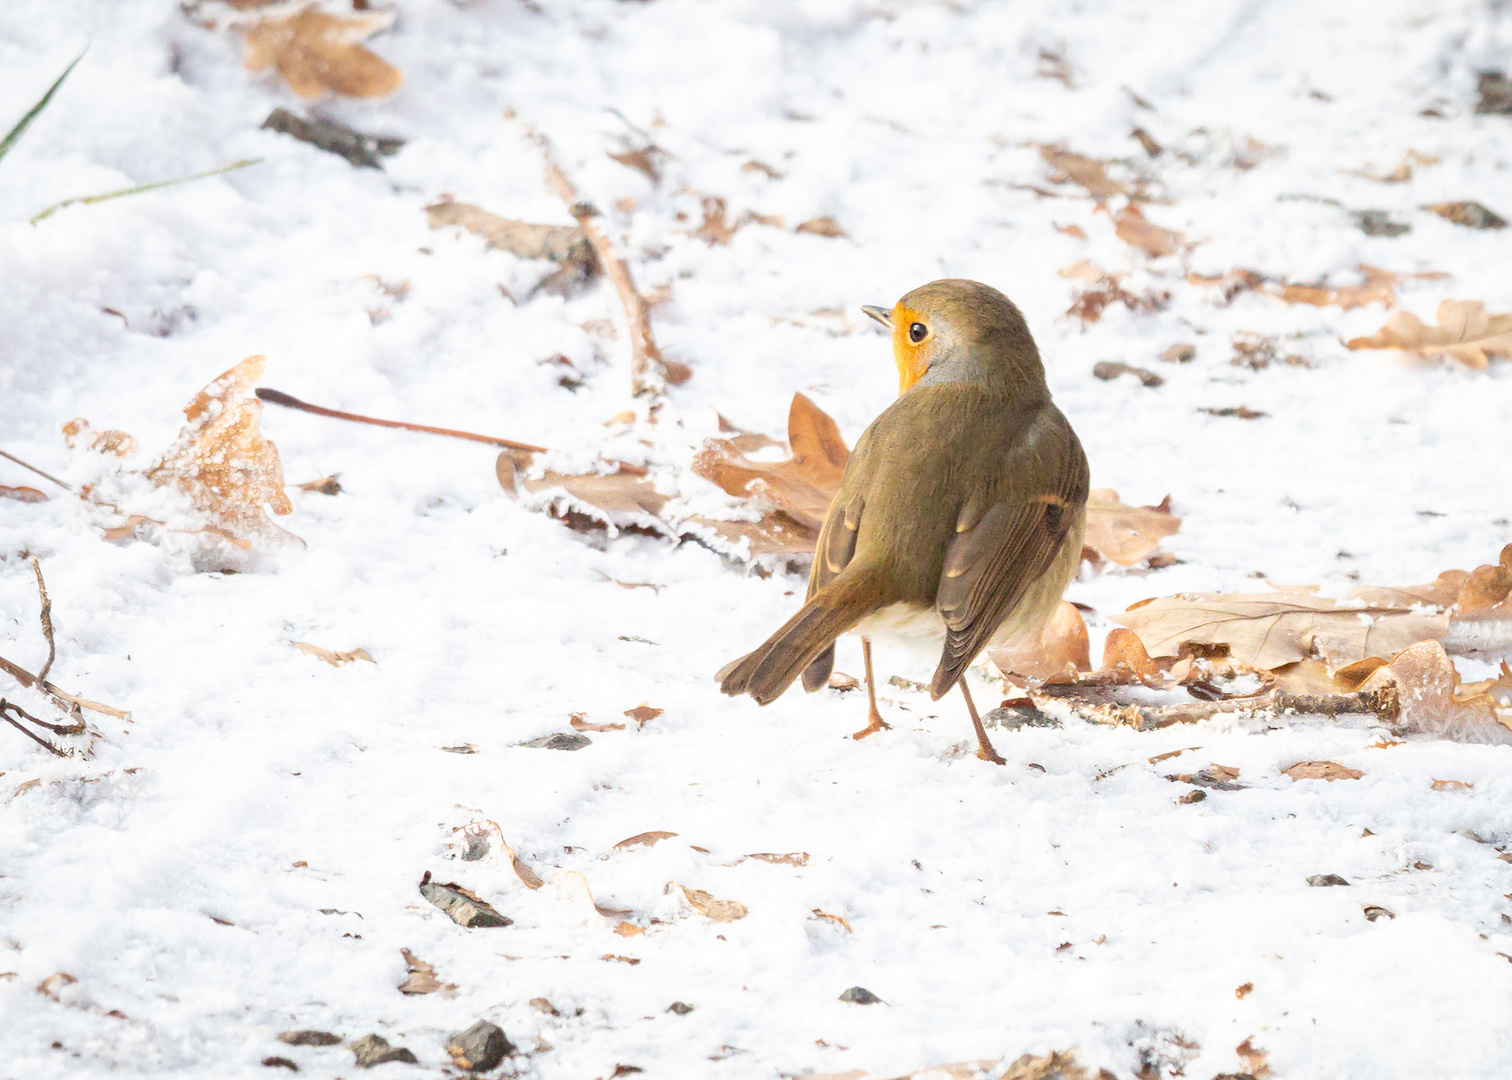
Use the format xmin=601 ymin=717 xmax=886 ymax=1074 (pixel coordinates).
xmin=674 ymin=883 xmax=748 ymax=922
xmin=1360 ymin=640 xmax=1512 ymax=743
xmin=1039 ymin=146 xmax=1129 ymax=199
xmin=147 ymin=355 xmax=300 ymax=550
xmin=1345 ymin=300 xmax=1512 ymax=369
xmin=1282 ymin=761 xmax=1364 ymax=782
xmin=243 ymin=9 xmax=403 ymax=99
xmin=1084 ymin=489 xmax=1180 ymax=565
xmin=1111 ymin=589 xmax=1449 ymax=670
xmin=623 ymin=703 xmax=664 ymax=727
xmin=614 ymin=831 xmax=678 ymax=850
xmin=1113 ymin=204 xmax=1182 ymax=257
xmin=692 ymin=392 xmax=849 ymax=531
xmin=293 ymin=642 xmax=374 ymax=666
xmin=425 ymin=200 xmax=598 ymax=294
xmin=397 ymin=948 xmax=454 ymax=995
xmin=499 ymin=456 xmax=670 ymax=537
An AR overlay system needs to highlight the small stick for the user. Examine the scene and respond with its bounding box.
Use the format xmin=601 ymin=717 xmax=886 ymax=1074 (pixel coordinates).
xmin=0 ymin=654 xmax=129 ymax=720
xmin=255 ymin=389 xmax=547 ymax=453
xmin=28 ymin=557 xmax=55 ymax=684
xmin=0 ymin=448 xmax=72 ymax=491
xmin=511 ymin=111 xmax=683 ymax=397
xmin=1042 ymin=685 xmax=1399 ymax=732
xmin=2 ymin=705 xmax=68 ymax=757
xmin=1 ymin=697 xmax=83 ymax=736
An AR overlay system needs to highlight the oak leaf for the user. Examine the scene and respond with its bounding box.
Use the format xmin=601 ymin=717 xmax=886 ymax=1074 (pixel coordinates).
xmin=1282 ymin=761 xmax=1364 ymax=782
xmin=1345 ymin=300 xmax=1512 ymax=369
xmin=674 ymin=884 xmax=747 ymax=922
xmin=1359 ymin=640 xmax=1512 ymax=743
xmin=243 ymin=10 xmax=402 ymax=99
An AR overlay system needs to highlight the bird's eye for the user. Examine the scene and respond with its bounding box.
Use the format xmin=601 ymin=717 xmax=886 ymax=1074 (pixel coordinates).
xmin=908 ymin=321 xmax=928 ymax=343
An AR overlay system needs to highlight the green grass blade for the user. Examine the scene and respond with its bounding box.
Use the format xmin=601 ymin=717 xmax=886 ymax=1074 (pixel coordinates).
xmin=28 ymin=158 xmax=263 ymax=225
xmin=0 ymin=51 xmax=86 ymax=167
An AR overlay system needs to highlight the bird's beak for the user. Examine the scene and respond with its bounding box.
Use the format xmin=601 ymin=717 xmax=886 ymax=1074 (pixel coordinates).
xmin=861 ymin=304 xmax=893 ymax=329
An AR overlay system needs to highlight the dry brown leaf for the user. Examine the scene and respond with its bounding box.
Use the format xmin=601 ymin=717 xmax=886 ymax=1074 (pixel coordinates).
xmin=1360 ymin=640 xmax=1512 ymax=742
xmin=295 ymin=474 xmax=341 ymax=495
xmin=502 ymin=458 xmax=670 ymax=537
xmin=680 ymin=512 xmax=819 ymax=560
xmin=1236 ymin=1037 xmax=1272 ymax=1079
xmin=397 ymin=949 xmax=453 ymax=995
xmin=0 ymin=485 xmax=47 ymax=503
xmin=1424 ymin=201 xmax=1507 ymax=230
xmin=62 ymin=418 xmax=137 ymax=456
xmin=243 ymin=9 xmax=401 ymax=99
xmin=746 ymin=851 xmax=809 ymax=866
xmin=36 ymin=972 xmax=77 ymax=1001
xmin=694 ymin=196 xmax=740 ymax=245
xmin=624 ymin=703 xmax=663 ymax=727
xmin=1100 ymin=627 xmax=1162 ymax=680
xmin=692 ymin=392 xmax=849 ymax=531
xmin=990 ymin=601 xmax=1089 ymax=681
xmin=1454 ymin=544 xmax=1512 ymax=617
xmin=809 ymin=1049 xmax=1099 ymax=1080
xmin=1345 ymin=150 xmax=1437 ymax=184
xmin=425 ymin=200 xmax=597 ymax=294
xmin=1277 ymin=265 xmax=1398 ymax=310
xmin=570 ymin=713 xmax=625 ymax=733
xmin=1345 ymin=300 xmax=1512 ymax=369
xmin=1113 ymin=204 xmax=1182 ymax=257
xmin=554 ymin=870 xmax=632 ymax=921
xmin=293 ymin=642 xmax=374 ymax=667
xmin=615 ymin=831 xmax=678 ymax=850
xmin=795 ymin=216 xmax=846 ymax=238
xmin=1113 ymin=589 xmax=1449 ymax=671
xmin=1039 ymin=146 xmax=1127 ymax=199
xmin=608 ymin=146 xmax=663 ymax=184
xmin=614 ymin=920 xmax=644 ymax=937
xmin=810 ymin=909 xmax=852 ymax=933
xmin=1283 ymin=760 xmax=1364 ymax=782
xmin=1084 ymin=489 xmax=1180 ymax=566
xmin=1431 ymin=778 xmax=1474 ymax=790
xmin=674 ymin=884 xmax=748 ymax=922
xmin=147 ymin=356 xmax=299 ymax=550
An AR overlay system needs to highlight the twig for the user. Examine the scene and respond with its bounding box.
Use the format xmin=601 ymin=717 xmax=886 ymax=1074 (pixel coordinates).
xmin=254 ymin=388 xmax=547 ymax=453
xmin=29 ymin=158 xmax=262 ymax=225
xmin=1039 ymin=685 xmax=1399 ymax=732
xmin=0 ymin=448 xmax=73 ymax=491
xmin=1 ymin=697 xmax=82 ymax=736
xmin=0 ymin=653 xmax=128 ymax=720
xmin=511 ymin=111 xmax=687 ymax=397
xmin=27 ymin=557 xmax=55 ymax=684
xmin=2 ymin=703 xmax=68 ymax=758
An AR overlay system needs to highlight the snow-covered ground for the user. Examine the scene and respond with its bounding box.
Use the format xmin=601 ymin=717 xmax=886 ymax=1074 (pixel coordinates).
xmin=3 ymin=1 xmax=1512 ymax=1077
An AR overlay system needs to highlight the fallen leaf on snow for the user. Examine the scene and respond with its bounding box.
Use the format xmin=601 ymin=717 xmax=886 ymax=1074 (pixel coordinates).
xmin=746 ymin=851 xmax=809 ymax=866
xmin=1236 ymin=1037 xmax=1272 ymax=1079
xmin=146 ymin=355 xmax=300 ymax=550
xmin=570 ymin=713 xmax=625 ymax=732
xmin=426 ymin=200 xmax=597 ymax=295
xmin=397 ymin=948 xmax=454 ymax=995
xmin=500 ymin=457 xmax=670 ymax=538
xmin=673 ymin=883 xmax=748 ymax=922
xmin=296 ymin=474 xmax=342 ymax=495
xmin=990 ymin=601 xmax=1090 ymax=681
xmin=1424 ymin=201 xmax=1506 ymax=230
xmin=810 ymin=909 xmax=852 ymax=932
xmin=1084 ymin=489 xmax=1181 ymax=566
xmin=36 ymin=972 xmax=77 ymax=1001
xmin=1039 ymin=146 xmax=1129 ymax=199
xmin=0 ymin=485 xmax=47 ymax=503
xmin=615 ymin=831 xmax=678 ymax=849
xmin=1360 ymin=640 xmax=1512 ymax=743
xmin=623 ymin=703 xmax=664 ymax=727
xmin=293 ymin=642 xmax=374 ymax=666
xmin=242 ymin=9 xmax=403 ymax=99
xmin=1113 ymin=204 xmax=1182 ymax=257
xmin=795 ymin=216 xmax=846 ymax=238
xmin=555 ymin=869 xmax=633 ymax=921
xmin=1346 ymin=300 xmax=1512 ymax=369
xmin=1283 ymin=760 xmax=1364 ymax=781
xmin=62 ymin=418 xmax=136 ymax=456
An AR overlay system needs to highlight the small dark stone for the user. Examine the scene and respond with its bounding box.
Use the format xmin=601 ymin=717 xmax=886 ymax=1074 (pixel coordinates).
xmin=278 ymin=1031 xmax=341 ymax=1046
xmin=839 ymin=985 xmax=882 ymax=1005
xmin=445 ymin=1020 xmax=514 ymax=1071
xmin=519 ymin=732 xmax=592 ymax=751
xmin=666 ymin=1001 xmax=695 ymax=1015
xmin=983 ymin=705 xmax=1061 ymax=731
xmin=262 ymin=1057 xmax=299 ymax=1071
xmin=420 ymin=879 xmax=512 ymax=928
xmin=1363 ymin=905 xmax=1395 ymax=921
xmin=1352 ymin=210 xmax=1410 ymax=237
xmin=350 ymin=1034 xmax=418 ymax=1068
xmin=261 ymin=108 xmax=405 ymax=169
xmin=1307 ymin=874 xmax=1350 ymax=887
xmin=1476 ymin=71 xmax=1512 ymax=115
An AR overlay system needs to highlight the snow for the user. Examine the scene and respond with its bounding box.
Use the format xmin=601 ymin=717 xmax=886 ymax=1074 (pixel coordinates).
xmin=3 ymin=0 xmax=1512 ymax=1077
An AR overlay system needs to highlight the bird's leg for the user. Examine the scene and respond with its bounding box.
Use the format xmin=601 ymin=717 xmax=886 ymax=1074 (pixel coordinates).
xmin=850 ymin=636 xmax=891 ymax=740
xmin=958 ymin=678 xmax=1005 ymax=765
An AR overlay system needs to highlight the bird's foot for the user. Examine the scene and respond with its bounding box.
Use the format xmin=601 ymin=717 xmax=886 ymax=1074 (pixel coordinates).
xmin=850 ymin=712 xmax=891 ymax=740
xmin=975 ymin=745 xmax=1006 ymax=766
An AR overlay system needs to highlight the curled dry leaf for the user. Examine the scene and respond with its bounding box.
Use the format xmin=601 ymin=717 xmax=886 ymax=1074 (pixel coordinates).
xmin=1236 ymin=1037 xmax=1272 ymax=1080
xmin=425 ymin=200 xmax=597 ymax=296
xmin=623 ymin=703 xmax=664 ymax=727
xmin=243 ymin=10 xmax=402 ymax=99
xmin=1431 ymin=778 xmax=1473 ymax=791
xmin=1359 ymin=640 xmax=1512 ymax=743
xmin=293 ymin=642 xmax=374 ymax=666
xmin=1101 ymin=627 xmax=1163 ymax=680
xmin=147 ymin=356 xmax=300 ymax=550
xmin=1282 ymin=760 xmax=1364 ymax=782
xmin=1277 ymin=265 xmax=1398 ymax=310
xmin=1112 ymin=588 xmax=1449 ymax=670
xmin=746 ymin=851 xmax=809 ymax=866
xmin=1113 ymin=204 xmax=1182 ymax=257
xmin=673 ymin=883 xmax=748 ymax=922
xmin=1424 ymin=201 xmax=1506 ymax=230
xmin=397 ymin=949 xmax=453 ymax=995
xmin=554 ymin=869 xmax=633 ymax=921
xmin=1345 ymin=300 xmax=1512 ymax=369
xmin=0 ymin=485 xmax=47 ymax=503
xmin=570 ymin=713 xmax=625 ymax=733
xmin=1084 ymin=489 xmax=1181 ymax=566
xmin=500 ymin=455 xmax=670 ymax=538
xmin=810 ymin=909 xmax=852 ymax=932
xmin=795 ymin=216 xmax=846 ymax=238
xmin=1039 ymin=146 xmax=1129 ymax=199
xmin=62 ymin=418 xmax=136 ymax=456
xmin=614 ymin=831 xmax=678 ymax=850
xmin=990 ymin=601 xmax=1090 ymax=681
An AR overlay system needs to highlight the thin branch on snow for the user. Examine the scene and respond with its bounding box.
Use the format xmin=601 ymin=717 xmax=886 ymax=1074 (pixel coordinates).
xmin=510 ymin=109 xmax=689 ymax=398
xmin=1 ymin=700 xmax=69 ymax=757
xmin=254 ymin=388 xmax=548 ymax=453
xmin=28 ymin=556 xmax=56 ymax=684
xmin=0 ymin=447 xmax=73 ymax=491
xmin=1036 ymin=684 xmax=1400 ymax=732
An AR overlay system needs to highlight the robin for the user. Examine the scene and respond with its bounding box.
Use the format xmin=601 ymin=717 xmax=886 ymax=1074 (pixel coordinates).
xmin=717 ymin=279 xmax=1088 ymax=763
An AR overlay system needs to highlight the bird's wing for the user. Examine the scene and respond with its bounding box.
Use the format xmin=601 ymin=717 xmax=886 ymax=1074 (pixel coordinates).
xmin=930 ymin=412 xmax=1087 ymax=697
xmin=806 ymin=491 xmax=864 ymax=600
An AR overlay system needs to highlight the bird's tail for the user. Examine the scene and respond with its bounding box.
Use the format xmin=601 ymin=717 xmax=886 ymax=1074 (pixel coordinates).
xmin=717 ymin=570 xmax=884 ymax=705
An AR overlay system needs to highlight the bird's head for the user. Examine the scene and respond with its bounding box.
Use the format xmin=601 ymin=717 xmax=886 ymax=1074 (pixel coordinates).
xmin=863 ymin=279 xmax=1046 ymax=396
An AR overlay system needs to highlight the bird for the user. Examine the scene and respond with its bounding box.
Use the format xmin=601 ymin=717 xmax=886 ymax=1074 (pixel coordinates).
xmin=717 ymin=278 xmax=1088 ymax=763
